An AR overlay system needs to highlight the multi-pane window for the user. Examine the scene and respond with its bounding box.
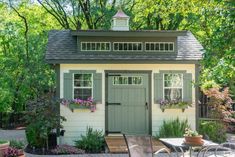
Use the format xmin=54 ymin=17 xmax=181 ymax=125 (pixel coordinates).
xmin=81 ymin=42 xmax=111 ymax=51
xmin=73 ymin=74 xmax=93 ymax=99
xmin=113 ymin=76 xmax=142 ymax=85
xmin=164 ymin=74 xmax=183 ymax=101
xmin=113 ymin=42 xmax=142 ymax=51
xmin=145 ymin=42 xmax=174 ymax=52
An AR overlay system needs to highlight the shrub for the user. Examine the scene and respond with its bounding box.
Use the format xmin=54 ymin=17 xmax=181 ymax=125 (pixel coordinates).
xmin=203 ymin=87 xmax=233 ymax=119
xmin=25 ymin=123 xmax=45 ymax=148
xmin=74 ymin=127 xmax=105 ymax=153
xmin=24 ymin=94 xmax=66 ymax=149
xmin=199 ymin=120 xmax=227 ymax=143
xmin=10 ymin=140 xmax=26 ymax=149
xmin=51 ymin=145 xmax=85 ymax=154
xmin=156 ymin=118 xmax=189 ymax=138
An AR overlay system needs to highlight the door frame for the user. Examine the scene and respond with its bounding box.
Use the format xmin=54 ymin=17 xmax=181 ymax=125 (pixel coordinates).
xmin=105 ymin=70 xmax=152 ymax=135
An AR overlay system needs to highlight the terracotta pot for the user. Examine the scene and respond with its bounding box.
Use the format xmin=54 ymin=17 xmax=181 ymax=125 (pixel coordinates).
xmin=18 ymin=149 xmax=24 ymax=156
xmin=184 ymin=135 xmax=203 ymax=145
xmin=0 ymin=141 xmax=10 ymax=157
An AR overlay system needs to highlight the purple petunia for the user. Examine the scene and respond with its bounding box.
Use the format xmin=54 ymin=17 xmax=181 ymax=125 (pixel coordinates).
xmin=51 ymin=145 xmax=85 ymax=154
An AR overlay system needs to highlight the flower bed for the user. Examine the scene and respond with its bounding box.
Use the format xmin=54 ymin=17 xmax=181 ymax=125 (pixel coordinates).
xmin=24 ymin=144 xmax=85 ymax=155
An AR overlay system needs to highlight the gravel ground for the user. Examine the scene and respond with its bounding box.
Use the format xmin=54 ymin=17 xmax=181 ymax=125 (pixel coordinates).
xmin=0 ymin=129 xmax=26 ymax=141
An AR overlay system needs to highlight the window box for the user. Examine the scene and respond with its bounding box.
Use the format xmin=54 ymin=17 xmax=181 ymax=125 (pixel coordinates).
xmin=61 ymin=97 xmax=96 ymax=112
xmin=159 ymin=100 xmax=192 ymax=112
xmin=69 ymin=103 xmax=96 ymax=112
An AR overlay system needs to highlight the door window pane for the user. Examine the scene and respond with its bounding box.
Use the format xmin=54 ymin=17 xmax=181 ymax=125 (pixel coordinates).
xmin=113 ymin=76 xmax=142 ymax=85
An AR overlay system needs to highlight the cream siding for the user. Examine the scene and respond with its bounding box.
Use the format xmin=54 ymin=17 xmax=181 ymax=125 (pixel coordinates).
xmin=60 ymin=64 xmax=196 ymax=145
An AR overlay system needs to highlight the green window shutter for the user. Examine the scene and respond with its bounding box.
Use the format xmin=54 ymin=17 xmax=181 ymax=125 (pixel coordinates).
xmin=183 ymin=73 xmax=192 ymax=103
xmin=154 ymin=73 xmax=163 ymax=103
xmin=64 ymin=73 xmax=73 ymax=100
xmin=93 ymin=73 xmax=102 ymax=103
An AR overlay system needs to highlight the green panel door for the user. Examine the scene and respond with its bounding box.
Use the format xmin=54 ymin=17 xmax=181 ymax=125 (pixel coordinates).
xmin=107 ymin=73 xmax=149 ymax=135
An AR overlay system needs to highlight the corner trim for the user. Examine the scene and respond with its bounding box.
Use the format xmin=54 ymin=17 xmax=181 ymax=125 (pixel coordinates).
xmin=55 ymin=64 xmax=60 ymax=99
xmin=195 ymin=64 xmax=200 ymax=130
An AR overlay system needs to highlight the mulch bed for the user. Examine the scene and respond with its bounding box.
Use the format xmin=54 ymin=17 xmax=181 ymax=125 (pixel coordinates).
xmin=24 ymin=145 xmax=85 ymax=155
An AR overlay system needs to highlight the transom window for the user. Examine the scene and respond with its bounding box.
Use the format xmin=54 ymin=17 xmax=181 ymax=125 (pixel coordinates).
xmin=163 ymin=74 xmax=183 ymax=101
xmin=81 ymin=42 xmax=111 ymax=51
xmin=145 ymin=42 xmax=174 ymax=52
xmin=113 ymin=42 xmax=142 ymax=51
xmin=113 ymin=76 xmax=142 ymax=85
xmin=73 ymin=74 xmax=93 ymax=99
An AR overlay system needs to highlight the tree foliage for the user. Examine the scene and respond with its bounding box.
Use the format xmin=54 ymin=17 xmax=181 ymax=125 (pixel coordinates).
xmin=0 ymin=0 xmax=234 ymax=112
xmin=0 ymin=2 xmax=60 ymax=112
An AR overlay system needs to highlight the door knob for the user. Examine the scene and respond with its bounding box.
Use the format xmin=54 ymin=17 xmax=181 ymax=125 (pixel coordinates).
xmin=145 ymin=102 xmax=148 ymax=110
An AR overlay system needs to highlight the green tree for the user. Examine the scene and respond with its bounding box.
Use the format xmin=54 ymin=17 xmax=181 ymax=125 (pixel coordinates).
xmin=0 ymin=2 xmax=60 ymax=112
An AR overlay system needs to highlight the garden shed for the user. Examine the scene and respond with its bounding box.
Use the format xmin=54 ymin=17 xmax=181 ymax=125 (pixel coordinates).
xmin=45 ymin=9 xmax=203 ymax=145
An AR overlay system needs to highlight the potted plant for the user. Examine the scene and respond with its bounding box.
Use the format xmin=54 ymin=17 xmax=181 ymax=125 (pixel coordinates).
xmin=9 ymin=140 xmax=26 ymax=157
xmin=184 ymin=128 xmax=203 ymax=145
xmin=0 ymin=140 xmax=9 ymax=157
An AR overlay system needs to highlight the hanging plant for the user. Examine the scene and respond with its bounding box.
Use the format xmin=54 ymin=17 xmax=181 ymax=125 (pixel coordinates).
xmin=61 ymin=97 xmax=96 ymax=112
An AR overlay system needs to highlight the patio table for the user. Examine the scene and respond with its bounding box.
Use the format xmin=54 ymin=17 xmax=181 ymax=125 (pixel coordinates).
xmin=159 ymin=138 xmax=218 ymax=157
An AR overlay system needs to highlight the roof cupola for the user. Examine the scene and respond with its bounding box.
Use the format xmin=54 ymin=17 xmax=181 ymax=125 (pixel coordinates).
xmin=112 ymin=9 xmax=129 ymax=31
